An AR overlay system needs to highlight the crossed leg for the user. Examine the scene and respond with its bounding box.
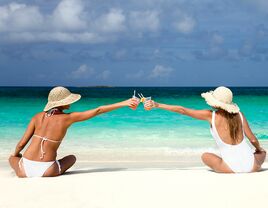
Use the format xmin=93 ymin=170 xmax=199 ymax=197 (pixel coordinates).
xmin=201 ymin=152 xmax=233 ymax=173
xmin=9 ymin=154 xmax=76 ymax=177
xmin=252 ymin=151 xmax=266 ymax=172
xmin=43 ymin=155 xmax=76 ymax=177
xmin=9 ymin=155 xmax=26 ymax=177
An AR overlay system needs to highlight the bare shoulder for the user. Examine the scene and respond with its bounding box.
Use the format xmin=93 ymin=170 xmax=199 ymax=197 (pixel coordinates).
xmin=185 ymin=108 xmax=212 ymax=121
xmin=59 ymin=112 xmax=75 ymax=124
xmin=204 ymin=110 xmax=213 ymax=122
xmin=32 ymin=112 xmax=45 ymax=120
xmin=204 ymin=110 xmax=213 ymax=114
xmin=35 ymin=112 xmax=45 ymax=116
xmin=201 ymin=109 xmax=212 ymax=116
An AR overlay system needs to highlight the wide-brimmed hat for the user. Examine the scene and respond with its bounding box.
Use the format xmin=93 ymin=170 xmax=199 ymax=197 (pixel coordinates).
xmin=44 ymin=86 xmax=81 ymax=111
xmin=201 ymin=86 xmax=240 ymax=113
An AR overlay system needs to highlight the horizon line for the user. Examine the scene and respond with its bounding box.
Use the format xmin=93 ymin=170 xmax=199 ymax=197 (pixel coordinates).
xmin=0 ymin=85 xmax=268 ymax=88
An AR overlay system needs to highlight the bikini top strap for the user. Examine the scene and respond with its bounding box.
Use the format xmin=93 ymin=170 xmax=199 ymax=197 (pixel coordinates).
xmin=33 ymin=134 xmax=62 ymax=159
xmin=40 ymin=138 xmax=46 ymax=159
xmin=33 ymin=134 xmax=61 ymax=143
xmin=45 ymin=108 xmax=58 ymax=117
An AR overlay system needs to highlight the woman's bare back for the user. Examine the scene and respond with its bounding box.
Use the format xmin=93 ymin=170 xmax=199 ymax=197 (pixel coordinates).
xmin=23 ymin=112 xmax=71 ymax=161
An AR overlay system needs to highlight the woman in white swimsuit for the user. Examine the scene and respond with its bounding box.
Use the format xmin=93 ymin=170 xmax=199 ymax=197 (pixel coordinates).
xmin=145 ymin=86 xmax=266 ymax=173
xmin=9 ymin=86 xmax=138 ymax=177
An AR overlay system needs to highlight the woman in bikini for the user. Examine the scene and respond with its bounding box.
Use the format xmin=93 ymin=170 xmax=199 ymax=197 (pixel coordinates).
xmin=145 ymin=86 xmax=266 ymax=173
xmin=9 ymin=86 xmax=139 ymax=177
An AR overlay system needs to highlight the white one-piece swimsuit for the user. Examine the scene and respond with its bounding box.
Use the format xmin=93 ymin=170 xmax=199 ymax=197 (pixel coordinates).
xmin=210 ymin=111 xmax=255 ymax=173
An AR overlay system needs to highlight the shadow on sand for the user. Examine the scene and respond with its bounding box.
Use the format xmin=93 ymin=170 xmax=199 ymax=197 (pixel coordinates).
xmin=63 ymin=168 xmax=128 ymax=175
xmin=258 ymin=168 xmax=268 ymax=172
xmin=63 ymin=166 xmax=268 ymax=176
xmin=207 ymin=167 xmax=268 ymax=173
xmin=63 ymin=167 xmax=206 ymax=175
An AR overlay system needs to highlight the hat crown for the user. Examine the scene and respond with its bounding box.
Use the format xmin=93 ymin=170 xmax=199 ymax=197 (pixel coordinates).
xmin=212 ymin=86 xmax=233 ymax=104
xmin=48 ymin=86 xmax=71 ymax=102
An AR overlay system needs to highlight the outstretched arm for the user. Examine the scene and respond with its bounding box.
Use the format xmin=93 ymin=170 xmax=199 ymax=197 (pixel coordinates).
xmin=242 ymin=113 xmax=266 ymax=152
xmin=68 ymin=98 xmax=138 ymax=124
xmin=12 ymin=117 xmax=35 ymax=157
xmin=146 ymin=101 xmax=212 ymax=122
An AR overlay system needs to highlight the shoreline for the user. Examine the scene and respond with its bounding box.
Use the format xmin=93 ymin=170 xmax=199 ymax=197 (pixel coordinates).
xmin=1 ymin=143 xmax=267 ymax=170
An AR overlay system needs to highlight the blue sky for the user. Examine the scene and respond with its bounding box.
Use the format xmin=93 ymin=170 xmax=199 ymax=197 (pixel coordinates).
xmin=0 ymin=0 xmax=268 ymax=86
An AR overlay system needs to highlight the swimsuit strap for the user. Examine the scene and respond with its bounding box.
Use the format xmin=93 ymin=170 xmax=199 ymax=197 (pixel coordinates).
xmin=212 ymin=111 xmax=246 ymax=145
xmin=35 ymin=108 xmax=62 ymax=159
xmin=238 ymin=112 xmax=245 ymax=136
xmin=211 ymin=111 xmax=222 ymax=144
xmin=33 ymin=134 xmax=62 ymax=159
xmin=212 ymin=111 xmax=216 ymax=127
xmin=45 ymin=108 xmax=59 ymax=117
xmin=211 ymin=111 xmax=219 ymax=136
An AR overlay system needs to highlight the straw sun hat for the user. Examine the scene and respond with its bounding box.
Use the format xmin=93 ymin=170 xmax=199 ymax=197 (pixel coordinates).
xmin=44 ymin=86 xmax=81 ymax=111
xmin=201 ymin=86 xmax=240 ymax=113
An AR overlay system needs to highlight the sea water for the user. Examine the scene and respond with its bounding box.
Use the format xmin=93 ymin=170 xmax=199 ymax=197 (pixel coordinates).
xmin=0 ymin=87 xmax=267 ymax=167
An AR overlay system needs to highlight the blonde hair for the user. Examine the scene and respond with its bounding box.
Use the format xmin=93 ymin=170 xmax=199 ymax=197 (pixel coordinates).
xmin=219 ymin=109 xmax=242 ymax=144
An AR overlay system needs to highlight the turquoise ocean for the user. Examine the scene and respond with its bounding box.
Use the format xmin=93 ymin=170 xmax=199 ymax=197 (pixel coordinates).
xmin=0 ymin=87 xmax=267 ymax=168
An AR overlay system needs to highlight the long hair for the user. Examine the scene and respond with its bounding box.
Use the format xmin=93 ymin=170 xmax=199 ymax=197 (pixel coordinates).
xmin=220 ymin=110 xmax=242 ymax=144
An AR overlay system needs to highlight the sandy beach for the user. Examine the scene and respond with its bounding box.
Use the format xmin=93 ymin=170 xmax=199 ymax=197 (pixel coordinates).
xmin=1 ymin=162 xmax=268 ymax=208
xmin=1 ymin=0 xmax=268 ymax=205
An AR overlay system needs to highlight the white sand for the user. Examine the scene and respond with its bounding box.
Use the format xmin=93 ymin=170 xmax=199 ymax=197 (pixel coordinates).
xmin=0 ymin=163 xmax=268 ymax=208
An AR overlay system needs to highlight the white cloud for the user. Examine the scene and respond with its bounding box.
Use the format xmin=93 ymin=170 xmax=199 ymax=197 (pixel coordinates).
xmin=0 ymin=3 xmax=44 ymax=32
xmin=0 ymin=1 xmax=167 ymax=43
xmin=0 ymin=1 xmax=125 ymax=43
xmin=71 ymin=64 xmax=95 ymax=79
xmin=6 ymin=32 xmax=105 ymax=43
xmin=0 ymin=0 xmax=86 ymax=33
xmin=0 ymin=0 xmax=199 ymax=43
xmin=129 ymin=11 xmax=160 ymax=31
xmin=70 ymin=65 xmax=112 ymax=80
xmin=95 ymin=9 xmax=125 ymax=33
xmin=51 ymin=0 xmax=86 ymax=31
xmin=174 ymin=16 xmax=196 ymax=34
xmin=149 ymin=65 xmax=174 ymax=78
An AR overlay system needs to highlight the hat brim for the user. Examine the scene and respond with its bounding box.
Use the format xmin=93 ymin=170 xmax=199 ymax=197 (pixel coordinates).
xmin=201 ymin=91 xmax=240 ymax=113
xmin=44 ymin=93 xmax=81 ymax=111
